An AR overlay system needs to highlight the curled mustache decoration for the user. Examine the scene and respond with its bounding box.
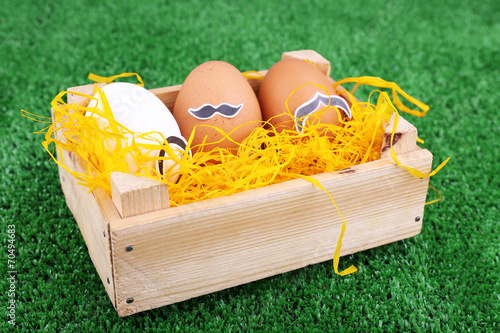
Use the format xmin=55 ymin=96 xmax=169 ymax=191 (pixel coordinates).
xmin=157 ymin=135 xmax=191 ymax=177
xmin=189 ymin=103 xmax=243 ymax=120
xmin=294 ymin=92 xmax=352 ymax=132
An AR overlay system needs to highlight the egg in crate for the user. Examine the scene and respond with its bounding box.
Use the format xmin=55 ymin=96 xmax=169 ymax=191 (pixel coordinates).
xmin=87 ymin=82 xmax=189 ymax=181
xmin=173 ymin=61 xmax=262 ymax=153
xmin=258 ymin=58 xmax=351 ymax=133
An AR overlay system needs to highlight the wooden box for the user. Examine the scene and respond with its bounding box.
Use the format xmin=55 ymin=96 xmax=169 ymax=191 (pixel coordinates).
xmin=54 ymin=50 xmax=433 ymax=317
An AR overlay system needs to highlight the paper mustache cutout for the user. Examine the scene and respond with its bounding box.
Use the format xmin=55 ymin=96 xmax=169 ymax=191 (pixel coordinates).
xmin=294 ymin=92 xmax=352 ymax=132
xmin=157 ymin=135 xmax=191 ymax=176
xmin=188 ymin=103 xmax=243 ymax=120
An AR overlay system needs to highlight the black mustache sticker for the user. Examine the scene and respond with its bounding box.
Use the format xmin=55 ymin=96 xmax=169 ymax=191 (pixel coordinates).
xmin=294 ymin=92 xmax=352 ymax=132
xmin=157 ymin=135 xmax=191 ymax=178
xmin=189 ymin=103 xmax=243 ymax=120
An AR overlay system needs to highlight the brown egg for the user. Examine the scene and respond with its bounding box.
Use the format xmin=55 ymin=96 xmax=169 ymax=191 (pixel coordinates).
xmin=258 ymin=58 xmax=351 ymax=133
xmin=173 ymin=61 xmax=262 ymax=153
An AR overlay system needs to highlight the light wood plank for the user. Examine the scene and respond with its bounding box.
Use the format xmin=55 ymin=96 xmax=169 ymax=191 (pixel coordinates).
xmin=110 ymin=172 xmax=170 ymax=218
xmin=148 ymin=84 xmax=182 ymax=112
xmin=110 ymin=148 xmax=432 ymax=316
xmin=380 ymin=113 xmax=418 ymax=159
xmin=56 ymin=148 xmax=118 ymax=310
xmin=53 ymin=104 xmax=120 ymax=309
xmin=282 ymin=50 xmax=331 ymax=77
xmin=67 ymin=83 xmax=106 ymax=106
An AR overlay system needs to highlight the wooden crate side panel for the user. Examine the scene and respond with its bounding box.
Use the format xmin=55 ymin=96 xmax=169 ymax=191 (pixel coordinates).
xmin=111 ymin=148 xmax=432 ymax=316
xmin=57 ymin=149 xmax=117 ymax=309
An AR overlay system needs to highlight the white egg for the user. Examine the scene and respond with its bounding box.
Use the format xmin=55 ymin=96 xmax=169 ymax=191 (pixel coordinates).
xmin=87 ymin=82 xmax=188 ymax=181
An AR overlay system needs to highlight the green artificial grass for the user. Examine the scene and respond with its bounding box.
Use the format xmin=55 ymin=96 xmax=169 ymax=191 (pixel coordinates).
xmin=1 ymin=0 xmax=499 ymax=331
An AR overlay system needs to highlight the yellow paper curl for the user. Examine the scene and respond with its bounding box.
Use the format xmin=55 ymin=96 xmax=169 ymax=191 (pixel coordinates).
xmin=333 ymin=76 xmax=450 ymax=179
xmin=88 ymin=72 xmax=145 ymax=87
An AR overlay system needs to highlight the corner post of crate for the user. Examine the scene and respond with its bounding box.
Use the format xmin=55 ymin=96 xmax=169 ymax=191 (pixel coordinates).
xmin=282 ymin=50 xmax=331 ymax=77
xmin=380 ymin=113 xmax=418 ymax=159
xmin=67 ymin=83 xmax=106 ymax=106
xmin=283 ymin=50 xmax=358 ymax=107
xmin=110 ymin=172 xmax=170 ymax=218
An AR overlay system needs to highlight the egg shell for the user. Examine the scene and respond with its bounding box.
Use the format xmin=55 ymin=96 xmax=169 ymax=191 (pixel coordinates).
xmin=87 ymin=82 xmax=188 ymax=180
xmin=258 ymin=59 xmax=343 ymax=133
xmin=173 ymin=61 xmax=262 ymax=153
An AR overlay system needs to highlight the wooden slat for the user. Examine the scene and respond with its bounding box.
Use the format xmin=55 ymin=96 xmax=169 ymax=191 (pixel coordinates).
xmin=53 ymin=102 xmax=120 ymax=309
xmin=282 ymin=49 xmax=331 ymax=77
xmin=56 ymin=148 xmax=118 ymax=310
xmin=148 ymin=84 xmax=182 ymax=113
xmin=380 ymin=113 xmax=418 ymax=159
xmin=110 ymin=172 xmax=170 ymax=218
xmin=67 ymin=83 xmax=106 ymax=106
xmin=109 ymin=148 xmax=432 ymax=316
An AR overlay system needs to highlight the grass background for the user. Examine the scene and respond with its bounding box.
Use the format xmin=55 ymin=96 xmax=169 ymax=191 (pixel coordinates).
xmin=1 ymin=0 xmax=498 ymax=331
